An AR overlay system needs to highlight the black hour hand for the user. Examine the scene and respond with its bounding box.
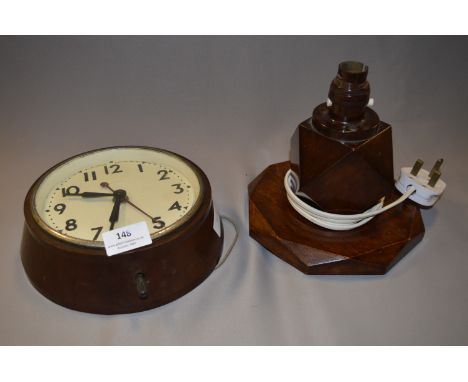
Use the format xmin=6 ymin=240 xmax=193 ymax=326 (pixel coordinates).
xmin=77 ymin=192 xmax=114 ymax=198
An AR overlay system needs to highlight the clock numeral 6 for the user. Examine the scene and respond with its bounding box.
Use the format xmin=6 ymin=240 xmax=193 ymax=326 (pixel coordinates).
xmin=152 ymin=217 xmax=166 ymax=229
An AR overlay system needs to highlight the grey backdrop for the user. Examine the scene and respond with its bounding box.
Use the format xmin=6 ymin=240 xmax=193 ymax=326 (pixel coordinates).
xmin=1 ymin=36 xmax=467 ymax=345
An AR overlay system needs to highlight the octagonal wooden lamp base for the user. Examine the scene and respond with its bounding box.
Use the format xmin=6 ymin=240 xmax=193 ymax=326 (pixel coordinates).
xmin=249 ymin=162 xmax=425 ymax=275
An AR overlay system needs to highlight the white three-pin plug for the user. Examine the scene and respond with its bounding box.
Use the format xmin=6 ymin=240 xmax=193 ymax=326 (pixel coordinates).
xmin=395 ymin=158 xmax=446 ymax=207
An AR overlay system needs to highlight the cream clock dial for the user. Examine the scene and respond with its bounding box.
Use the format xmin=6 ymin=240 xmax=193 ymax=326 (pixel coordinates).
xmin=33 ymin=147 xmax=202 ymax=246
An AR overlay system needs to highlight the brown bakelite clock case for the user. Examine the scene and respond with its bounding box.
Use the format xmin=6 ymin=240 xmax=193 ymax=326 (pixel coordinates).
xmin=21 ymin=146 xmax=223 ymax=314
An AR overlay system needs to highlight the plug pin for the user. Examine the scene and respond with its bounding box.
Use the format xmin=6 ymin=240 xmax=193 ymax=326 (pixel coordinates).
xmin=428 ymin=170 xmax=441 ymax=187
xmin=410 ymin=159 xmax=424 ymax=176
xmin=429 ymin=158 xmax=444 ymax=178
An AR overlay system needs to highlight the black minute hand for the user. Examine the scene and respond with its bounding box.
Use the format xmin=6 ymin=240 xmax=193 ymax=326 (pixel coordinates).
xmin=109 ymin=190 xmax=127 ymax=230
xmin=109 ymin=199 xmax=122 ymax=230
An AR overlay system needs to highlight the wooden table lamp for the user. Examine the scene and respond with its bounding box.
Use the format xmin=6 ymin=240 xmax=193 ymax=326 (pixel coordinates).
xmin=249 ymin=61 xmax=425 ymax=275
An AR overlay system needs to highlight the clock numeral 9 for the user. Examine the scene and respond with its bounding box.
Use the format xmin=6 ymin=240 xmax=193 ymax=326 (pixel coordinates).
xmin=54 ymin=203 xmax=66 ymax=215
xmin=152 ymin=217 xmax=166 ymax=229
xmin=65 ymin=219 xmax=77 ymax=231
xmin=62 ymin=186 xmax=80 ymax=197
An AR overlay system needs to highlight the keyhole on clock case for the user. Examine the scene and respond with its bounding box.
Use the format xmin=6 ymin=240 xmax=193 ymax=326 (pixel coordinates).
xmin=135 ymin=273 xmax=148 ymax=299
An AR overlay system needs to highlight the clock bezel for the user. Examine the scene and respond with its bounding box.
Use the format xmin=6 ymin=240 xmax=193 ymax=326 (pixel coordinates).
xmin=28 ymin=146 xmax=206 ymax=248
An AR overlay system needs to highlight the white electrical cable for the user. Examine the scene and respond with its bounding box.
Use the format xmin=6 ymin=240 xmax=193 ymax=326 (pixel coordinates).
xmin=215 ymin=215 xmax=238 ymax=269
xmin=284 ymin=169 xmax=416 ymax=231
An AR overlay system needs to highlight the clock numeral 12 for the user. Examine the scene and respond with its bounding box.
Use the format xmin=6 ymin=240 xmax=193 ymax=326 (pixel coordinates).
xmin=104 ymin=164 xmax=123 ymax=175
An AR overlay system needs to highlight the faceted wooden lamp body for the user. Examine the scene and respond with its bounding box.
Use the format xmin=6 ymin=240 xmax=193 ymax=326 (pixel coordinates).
xmin=249 ymin=62 xmax=425 ymax=274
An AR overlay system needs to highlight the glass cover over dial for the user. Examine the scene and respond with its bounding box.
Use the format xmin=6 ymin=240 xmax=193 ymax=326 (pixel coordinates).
xmin=32 ymin=147 xmax=202 ymax=247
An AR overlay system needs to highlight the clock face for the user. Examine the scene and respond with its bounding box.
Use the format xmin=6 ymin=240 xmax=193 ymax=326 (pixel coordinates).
xmin=32 ymin=147 xmax=203 ymax=247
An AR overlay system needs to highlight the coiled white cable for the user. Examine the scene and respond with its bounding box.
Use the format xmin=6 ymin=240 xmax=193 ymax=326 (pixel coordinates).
xmin=284 ymin=169 xmax=416 ymax=231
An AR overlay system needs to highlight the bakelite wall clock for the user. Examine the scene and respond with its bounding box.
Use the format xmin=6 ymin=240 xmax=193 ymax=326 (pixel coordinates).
xmin=21 ymin=146 xmax=223 ymax=314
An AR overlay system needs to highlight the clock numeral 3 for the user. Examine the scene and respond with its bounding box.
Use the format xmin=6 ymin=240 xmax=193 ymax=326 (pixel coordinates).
xmin=171 ymin=183 xmax=184 ymax=194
